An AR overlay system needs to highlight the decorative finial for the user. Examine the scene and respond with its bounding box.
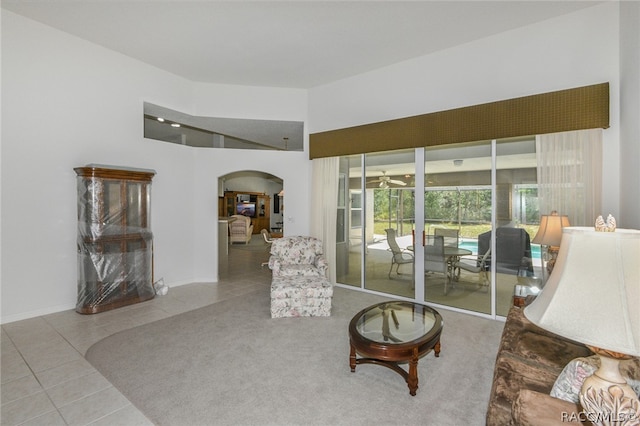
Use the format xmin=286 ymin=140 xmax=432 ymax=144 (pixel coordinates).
xmin=595 ymin=214 xmax=616 ymax=232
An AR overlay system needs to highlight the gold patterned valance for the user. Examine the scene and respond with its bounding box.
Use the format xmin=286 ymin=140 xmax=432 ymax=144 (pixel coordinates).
xmin=309 ymin=82 xmax=609 ymax=159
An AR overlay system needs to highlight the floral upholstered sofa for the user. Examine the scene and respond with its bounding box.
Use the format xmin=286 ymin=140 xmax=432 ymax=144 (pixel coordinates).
xmin=268 ymin=236 xmax=328 ymax=277
xmin=270 ymin=275 xmax=333 ymax=318
xmin=268 ymin=236 xmax=332 ymax=318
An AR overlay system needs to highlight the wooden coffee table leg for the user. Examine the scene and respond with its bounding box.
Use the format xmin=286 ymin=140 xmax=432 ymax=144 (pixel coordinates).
xmin=434 ymin=340 xmax=441 ymax=357
xmin=408 ymin=349 xmax=419 ymax=396
xmin=349 ymin=344 xmax=357 ymax=372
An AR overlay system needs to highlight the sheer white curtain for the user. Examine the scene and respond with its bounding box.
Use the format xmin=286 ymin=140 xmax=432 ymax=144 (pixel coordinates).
xmin=310 ymin=157 xmax=339 ymax=283
xmin=535 ymin=129 xmax=602 ymax=226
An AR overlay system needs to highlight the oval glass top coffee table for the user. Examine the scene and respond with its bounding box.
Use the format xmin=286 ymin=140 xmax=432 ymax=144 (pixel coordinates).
xmin=349 ymin=301 xmax=443 ymax=396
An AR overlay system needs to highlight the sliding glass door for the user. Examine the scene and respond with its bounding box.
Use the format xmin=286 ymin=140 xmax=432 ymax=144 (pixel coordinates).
xmin=336 ymin=139 xmax=543 ymax=318
xmin=336 ymin=155 xmax=362 ymax=289
xmin=494 ymin=139 xmax=540 ymax=316
xmin=363 ymin=151 xmax=415 ymax=298
xmin=423 ymin=142 xmax=493 ymax=314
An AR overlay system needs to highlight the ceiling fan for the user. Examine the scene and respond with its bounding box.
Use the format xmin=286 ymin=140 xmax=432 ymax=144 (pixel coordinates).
xmin=369 ymin=171 xmax=407 ymax=189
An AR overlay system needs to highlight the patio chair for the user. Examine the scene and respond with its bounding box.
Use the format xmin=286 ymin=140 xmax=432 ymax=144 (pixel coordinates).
xmin=385 ymin=229 xmax=414 ymax=278
xmin=434 ymin=228 xmax=461 ymax=277
xmin=424 ymin=235 xmax=451 ymax=294
xmin=455 ymin=248 xmax=491 ymax=290
xmin=434 ymin=228 xmax=459 ymax=247
xmin=260 ymin=229 xmax=273 ymax=267
xmin=261 ymin=228 xmax=273 ymax=245
xmin=477 ymin=227 xmax=533 ymax=275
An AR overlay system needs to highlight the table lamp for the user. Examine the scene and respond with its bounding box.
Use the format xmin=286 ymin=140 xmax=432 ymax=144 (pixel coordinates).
xmin=532 ymin=210 xmax=570 ymax=277
xmin=524 ymin=217 xmax=640 ymax=424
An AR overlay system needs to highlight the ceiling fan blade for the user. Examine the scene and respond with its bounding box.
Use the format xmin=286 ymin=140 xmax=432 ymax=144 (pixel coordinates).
xmin=388 ymin=179 xmax=407 ymax=186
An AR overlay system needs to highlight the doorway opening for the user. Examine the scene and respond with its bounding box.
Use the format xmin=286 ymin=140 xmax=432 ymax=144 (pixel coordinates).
xmin=218 ymin=170 xmax=283 ymax=279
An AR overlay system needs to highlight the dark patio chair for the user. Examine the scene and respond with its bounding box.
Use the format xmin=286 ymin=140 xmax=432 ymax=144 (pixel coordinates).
xmin=477 ymin=227 xmax=533 ymax=275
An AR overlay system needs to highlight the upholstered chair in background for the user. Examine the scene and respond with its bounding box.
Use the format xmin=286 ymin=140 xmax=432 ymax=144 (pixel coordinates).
xmin=228 ymin=215 xmax=253 ymax=244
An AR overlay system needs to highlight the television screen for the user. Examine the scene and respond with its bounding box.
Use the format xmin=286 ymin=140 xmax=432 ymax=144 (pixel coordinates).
xmin=236 ymin=202 xmax=256 ymax=217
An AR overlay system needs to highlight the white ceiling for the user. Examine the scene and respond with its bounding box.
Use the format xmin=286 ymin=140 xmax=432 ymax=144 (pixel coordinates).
xmin=2 ymin=0 xmax=603 ymax=89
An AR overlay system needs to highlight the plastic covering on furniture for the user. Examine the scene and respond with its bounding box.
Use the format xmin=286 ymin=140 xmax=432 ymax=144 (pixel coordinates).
xmin=75 ymin=166 xmax=155 ymax=314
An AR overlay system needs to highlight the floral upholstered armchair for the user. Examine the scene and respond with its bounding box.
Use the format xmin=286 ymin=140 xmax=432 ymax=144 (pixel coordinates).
xmin=268 ymin=236 xmax=328 ymax=277
xmin=228 ymin=215 xmax=253 ymax=244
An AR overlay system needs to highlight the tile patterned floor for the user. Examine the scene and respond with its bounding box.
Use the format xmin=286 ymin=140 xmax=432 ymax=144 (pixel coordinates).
xmin=1 ymin=239 xmax=272 ymax=425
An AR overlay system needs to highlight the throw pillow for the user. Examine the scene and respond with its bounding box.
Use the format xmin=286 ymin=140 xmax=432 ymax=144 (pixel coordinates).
xmin=551 ymin=356 xmax=598 ymax=403
xmin=551 ymin=356 xmax=640 ymax=403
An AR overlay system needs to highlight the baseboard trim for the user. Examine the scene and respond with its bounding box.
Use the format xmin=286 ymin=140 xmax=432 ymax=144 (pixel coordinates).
xmin=1 ymin=302 xmax=76 ymax=325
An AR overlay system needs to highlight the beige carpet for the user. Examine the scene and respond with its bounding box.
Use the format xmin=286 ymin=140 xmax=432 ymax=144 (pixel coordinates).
xmin=86 ymin=286 xmax=504 ymax=426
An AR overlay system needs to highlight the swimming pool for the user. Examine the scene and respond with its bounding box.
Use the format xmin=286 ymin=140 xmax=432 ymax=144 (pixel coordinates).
xmin=459 ymin=239 xmax=541 ymax=258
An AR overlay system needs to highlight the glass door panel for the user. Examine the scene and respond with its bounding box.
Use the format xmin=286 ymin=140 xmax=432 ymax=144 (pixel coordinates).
xmin=424 ymin=142 xmax=493 ymax=314
xmin=126 ymin=182 xmax=142 ymax=231
xmin=336 ymin=155 xmax=362 ymax=288
xmin=104 ymin=181 xmax=124 ymax=236
xmin=335 ymin=138 xmax=541 ymax=319
xmin=363 ymin=150 xmax=415 ymax=297
xmin=495 ymin=139 xmax=540 ymax=316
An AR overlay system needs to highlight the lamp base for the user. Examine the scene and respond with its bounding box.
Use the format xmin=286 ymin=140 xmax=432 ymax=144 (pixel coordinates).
xmin=579 ymin=347 xmax=640 ymax=426
xmin=546 ymin=246 xmax=559 ymax=275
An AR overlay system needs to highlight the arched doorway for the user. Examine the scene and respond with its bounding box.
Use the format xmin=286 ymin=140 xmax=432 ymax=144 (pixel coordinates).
xmin=218 ymin=170 xmax=283 ymax=278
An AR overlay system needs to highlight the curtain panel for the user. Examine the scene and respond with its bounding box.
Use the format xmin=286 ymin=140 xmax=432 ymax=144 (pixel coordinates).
xmin=310 ymin=157 xmax=339 ymax=283
xmin=535 ymin=129 xmax=603 ymax=226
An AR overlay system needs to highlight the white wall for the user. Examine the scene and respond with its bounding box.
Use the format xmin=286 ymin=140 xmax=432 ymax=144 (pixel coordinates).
xmin=0 ymin=11 xmax=311 ymax=322
xmin=192 ymin=148 xmax=310 ymax=282
xmin=2 ymin=2 xmax=633 ymax=322
xmin=189 ymin=83 xmax=309 ymax=282
xmin=619 ymin=1 xmax=640 ymax=228
xmin=1 ymin=11 xmax=196 ymax=321
xmin=308 ymin=2 xmax=623 ymax=221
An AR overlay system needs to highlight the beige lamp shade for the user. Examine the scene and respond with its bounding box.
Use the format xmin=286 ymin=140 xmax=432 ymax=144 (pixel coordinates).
xmin=524 ymin=227 xmax=640 ymax=357
xmin=532 ymin=212 xmax=570 ymax=247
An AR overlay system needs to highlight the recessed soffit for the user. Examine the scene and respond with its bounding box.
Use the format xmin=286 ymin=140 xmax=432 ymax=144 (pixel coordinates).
xmin=144 ymin=103 xmax=303 ymax=151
